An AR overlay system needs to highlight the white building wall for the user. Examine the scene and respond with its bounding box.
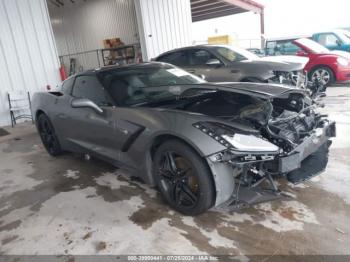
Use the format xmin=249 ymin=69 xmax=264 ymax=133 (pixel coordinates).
xmin=0 ymin=0 xmax=61 ymax=127
xmin=48 ymin=0 xmax=139 ymax=70
xmin=134 ymin=0 xmax=192 ymax=61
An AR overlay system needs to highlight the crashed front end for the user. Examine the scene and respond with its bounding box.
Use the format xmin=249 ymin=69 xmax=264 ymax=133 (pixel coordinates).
xmin=258 ymin=55 xmax=309 ymax=86
xmin=193 ymin=90 xmax=336 ymax=209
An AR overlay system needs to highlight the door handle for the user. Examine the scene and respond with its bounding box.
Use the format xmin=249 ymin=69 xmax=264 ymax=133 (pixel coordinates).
xmin=187 ymin=70 xmax=196 ymax=74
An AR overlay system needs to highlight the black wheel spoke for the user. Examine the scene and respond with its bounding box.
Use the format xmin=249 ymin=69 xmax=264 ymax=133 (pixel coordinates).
xmin=181 ymin=183 xmax=198 ymax=206
xmin=37 ymin=115 xmax=62 ymax=156
xmin=173 ymin=182 xmax=182 ymax=206
xmin=157 ymin=150 xmax=199 ymax=209
xmin=178 ymin=167 xmax=191 ymax=178
xmin=164 ymin=152 xmax=177 ymax=174
xmin=43 ymin=121 xmax=50 ymax=134
xmin=158 ymin=168 xmax=173 ymax=181
xmin=38 ymin=117 xmax=58 ymax=153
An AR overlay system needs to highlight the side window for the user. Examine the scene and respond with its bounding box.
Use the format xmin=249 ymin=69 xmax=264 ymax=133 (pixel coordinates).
xmin=190 ymin=49 xmax=217 ymax=65
xmin=72 ymin=76 xmax=109 ymax=106
xmin=281 ymin=41 xmax=300 ymax=54
xmin=318 ymin=33 xmax=339 ymax=46
xmin=266 ymin=41 xmax=276 ymax=55
xmin=61 ymin=77 xmax=75 ymax=94
xmin=216 ymin=47 xmax=243 ymax=62
xmin=274 ymin=41 xmax=284 ymax=55
xmin=157 ymin=51 xmax=189 ymax=66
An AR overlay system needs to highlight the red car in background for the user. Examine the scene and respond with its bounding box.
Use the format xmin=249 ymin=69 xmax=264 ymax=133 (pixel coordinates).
xmin=293 ymin=38 xmax=350 ymax=86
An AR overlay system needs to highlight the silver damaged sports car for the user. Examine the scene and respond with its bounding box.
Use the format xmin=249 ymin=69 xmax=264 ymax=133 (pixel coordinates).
xmin=32 ymin=62 xmax=336 ymax=215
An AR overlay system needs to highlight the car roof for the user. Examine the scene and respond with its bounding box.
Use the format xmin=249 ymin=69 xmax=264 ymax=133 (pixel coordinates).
xmin=266 ymin=35 xmax=310 ymax=42
xmin=314 ymin=30 xmax=341 ymax=34
xmin=73 ymin=62 xmax=168 ymax=77
xmin=154 ymin=45 xmax=225 ymax=58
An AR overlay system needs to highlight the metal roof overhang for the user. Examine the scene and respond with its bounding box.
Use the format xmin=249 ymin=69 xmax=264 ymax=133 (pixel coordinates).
xmin=191 ymin=0 xmax=264 ymax=22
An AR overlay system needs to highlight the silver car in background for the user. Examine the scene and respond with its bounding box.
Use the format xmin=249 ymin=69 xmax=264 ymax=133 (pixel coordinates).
xmin=154 ymin=45 xmax=308 ymax=85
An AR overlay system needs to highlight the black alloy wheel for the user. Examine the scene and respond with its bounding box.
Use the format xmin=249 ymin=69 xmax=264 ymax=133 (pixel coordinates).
xmin=153 ymin=140 xmax=215 ymax=215
xmin=37 ymin=114 xmax=62 ymax=156
xmin=159 ymin=151 xmax=198 ymax=208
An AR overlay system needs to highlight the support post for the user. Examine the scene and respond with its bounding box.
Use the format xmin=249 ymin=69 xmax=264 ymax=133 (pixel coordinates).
xmin=260 ymin=9 xmax=265 ymax=50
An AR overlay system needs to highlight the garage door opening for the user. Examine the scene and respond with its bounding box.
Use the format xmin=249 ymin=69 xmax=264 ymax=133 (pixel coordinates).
xmin=47 ymin=0 xmax=141 ymax=76
xmin=47 ymin=0 xmax=193 ymax=76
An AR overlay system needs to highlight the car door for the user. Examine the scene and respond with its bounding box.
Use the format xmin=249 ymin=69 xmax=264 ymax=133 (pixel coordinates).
xmin=187 ymin=48 xmax=237 ymax=82
xmin=157 ymin=49 xmax=206 ymax=76
xmin=156 ymin=50 xmax=189 ymax=69
xmin=53 ymin=76 xmax=77 ymax=140
xmin=62 ymin=75 xmax=120 ymax=161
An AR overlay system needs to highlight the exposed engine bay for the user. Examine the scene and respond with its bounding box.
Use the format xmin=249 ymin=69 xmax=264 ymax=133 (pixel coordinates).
xmin=270 ymin=70 xmax=300 ymax=86
xmin=270 ymin=70 xmax=327 ymax=99
xmin=169 ymin=90 xmax=318 ymax=153
xmin=154 ymin=88 xmax=336 ymax=209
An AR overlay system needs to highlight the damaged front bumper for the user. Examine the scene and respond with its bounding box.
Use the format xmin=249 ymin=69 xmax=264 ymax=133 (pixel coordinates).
xmin=279 ymin=120 xmax=336 ymax=174
xmin=207 ymin=120 xmax=336 ymax=209
xmin=285 ymin=120 xmax=335 ymax=184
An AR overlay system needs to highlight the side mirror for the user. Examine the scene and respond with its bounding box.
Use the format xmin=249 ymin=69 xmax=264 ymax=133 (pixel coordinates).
xmin=336 ymin=39 xmax=342 ymax=46
xmin=296 ymin=50 xmax=308 ymax=56
xmin=206 ymin=59 xmax=221 ymax=66
xmin=71 ymin=98 xmax=103 ymax=114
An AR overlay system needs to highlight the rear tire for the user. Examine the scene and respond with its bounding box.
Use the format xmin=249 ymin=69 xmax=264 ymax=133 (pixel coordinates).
xmin=309 ymin=66 xmax=335 ymax=87
xmin=153 ymin=140 xmax=215 ymax=215
xmin=37 ymin=114 xmax=63 ymax=156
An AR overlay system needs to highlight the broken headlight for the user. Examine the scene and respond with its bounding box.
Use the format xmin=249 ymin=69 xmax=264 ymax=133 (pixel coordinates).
xmin=193 ymin=122 xmax=279 ymax=153
xmin=222 ymin=134 xmax=279 ymax=153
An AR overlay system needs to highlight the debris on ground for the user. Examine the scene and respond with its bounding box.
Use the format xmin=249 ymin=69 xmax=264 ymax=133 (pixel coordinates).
xmin=82 ymin=232 xmax=92 ymax=240
xmin=96 ymin=241 xmax=107 ymax=252
xmin=336 ymin=228 xmax=345 ymax=234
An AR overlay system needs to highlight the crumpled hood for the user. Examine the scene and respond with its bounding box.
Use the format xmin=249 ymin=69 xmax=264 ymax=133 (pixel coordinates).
xmin=259 ymin=55 xmax=309 ymax=67
xmin=151 ymin=106 xmax=259 ymax=134
xmin=176 ymin=82 xmax=307 ymax=101
xmin=243 ymin=56 xmax=308 ymax=71
xmin=210 ymin=82 xmax=306 ymax=98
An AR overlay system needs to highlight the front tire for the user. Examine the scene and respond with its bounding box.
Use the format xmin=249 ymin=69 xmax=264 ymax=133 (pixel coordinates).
xmin=37 ymin=114 xmax=63 ymax=156
xmin=309 ymin=66 xmax=335 ymax=87
xmin=153 ymin=140 xmax=215 ymax=215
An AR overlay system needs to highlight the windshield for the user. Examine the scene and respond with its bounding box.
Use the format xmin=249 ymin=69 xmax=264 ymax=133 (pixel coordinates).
xmin=214 ymin=46 xmax=259 ymax=62
xmin=334 ymin=30 xmax=350 ymax=44
xmin=295 ymin=38 xmax=329 ymax=53
xmin=345 ymin=31 xmax=350 ymax=39
xmin=97 ymin=65 xmax=206 ymax=106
